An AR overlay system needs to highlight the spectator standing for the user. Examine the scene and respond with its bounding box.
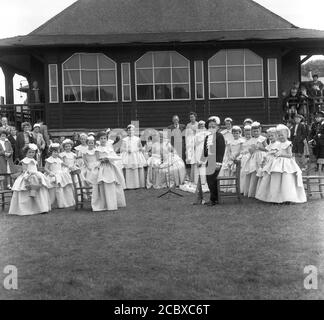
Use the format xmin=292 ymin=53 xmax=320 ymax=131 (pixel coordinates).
xmin=16 ymin=122 xmax=35 ymax=161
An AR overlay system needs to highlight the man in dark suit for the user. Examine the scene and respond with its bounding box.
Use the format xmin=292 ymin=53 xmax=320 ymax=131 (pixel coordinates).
xmin=291 ymin=114 xmax=307 ymax=169
xmin=201 ymin=117 xmax=226 ymax=206
xmin=167 ymin=115 xmax=186 ymax=161
xmin=16 ymin=122 xmax=35 ymax=161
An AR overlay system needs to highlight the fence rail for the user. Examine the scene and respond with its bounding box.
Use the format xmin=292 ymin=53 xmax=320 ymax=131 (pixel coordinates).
xmin=0 ymin=104 xmax=45 ymax=129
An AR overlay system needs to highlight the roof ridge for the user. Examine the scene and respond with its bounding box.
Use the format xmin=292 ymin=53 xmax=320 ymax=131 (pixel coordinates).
xmin=244 ymin=0 xmax=298 ymax=28
xmin=29 ymin=0 xmax=80 ymax=35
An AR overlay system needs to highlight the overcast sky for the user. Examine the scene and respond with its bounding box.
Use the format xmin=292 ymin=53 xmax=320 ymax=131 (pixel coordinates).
xmin=1 ymin=0 xmax=324 ymax=101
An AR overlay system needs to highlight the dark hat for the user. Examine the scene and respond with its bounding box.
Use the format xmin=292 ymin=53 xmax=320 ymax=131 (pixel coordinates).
xmin=313 ymin=74 xmax=319 ymax=78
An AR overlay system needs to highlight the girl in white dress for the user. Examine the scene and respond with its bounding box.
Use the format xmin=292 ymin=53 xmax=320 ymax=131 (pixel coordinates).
xmin=243 ymin=122 xmax=268 ymax=198
xmin=75 ymin=133 xmax=88 ymax=168
xmin=146 ymin=132 xmax=162 ymax=189
xmin=219 ymin=126 xmax=243 ymax=192
xmin=83 ymin=136 xmax=99 ymax=185
xmin=44 ymin=143 xmax=75 ymax=208
xmin=60 ymin=139 xmax=78 ymax=172
xmin=256 ymin=125 xmax=307 ymax=203
xmin=9 ymin=144 xmax=51 ymax=216
xmin=91 ymin=132 xmax=126 ymax=212
xmin=240 ymin=125 xmax=254 ymax=193
xmin=121 ymin=124 xmax=147 ymax=189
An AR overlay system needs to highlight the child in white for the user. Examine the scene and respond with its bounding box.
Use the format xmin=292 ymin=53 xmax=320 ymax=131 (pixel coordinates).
xmin=44 ymin=143 xmax=75 ymax=208
xmin=146 ymin=132 xmax=162 ymax=189
xmin=9 ymin=144 xmax=51 ymax=216
xmin=240 ymin=125 xmax=254 ymax=193
xmin=60 ymin=139 xmax=78 ymax=172
xmin=83 ymin=136 xmax=99 ymax=185
xmin=256 ymin=125 xmax=307 ymax=203
xmin=91 ymin=132 xmax=126 ymax=212
xmin=219 ymin=126 xmax=243 ymax=192
xmin=121 ymin=124 xmax=147 ymax=189
xmin=243 ymin=122 xmax=267 ymax=197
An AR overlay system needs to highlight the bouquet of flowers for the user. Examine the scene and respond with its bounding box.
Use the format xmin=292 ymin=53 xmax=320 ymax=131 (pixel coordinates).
xmin=25 ymin=172 xmax=42 ymax=197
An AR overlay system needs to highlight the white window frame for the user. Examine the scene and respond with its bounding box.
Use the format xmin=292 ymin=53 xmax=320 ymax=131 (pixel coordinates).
xmin=208 ymin=49 xmax=264 ymax=100
xmin=135 ymin=51 xmax=191 ymax=102
xmin=267 ymin=58 xmax=278 ymax=98
xmin=194 ymin=61 xmax=205 ymax=100
xmin=121 ymin=63 xmax=132 ymax=102
xmin=49 ymin=64 xmax=59 ymax=103
xmin=62 ymin=53 xmax=118 ymax=103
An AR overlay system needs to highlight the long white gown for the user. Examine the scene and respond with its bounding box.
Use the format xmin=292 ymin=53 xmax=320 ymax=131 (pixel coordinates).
xmin=8 ymin=158 xmax=51 ymax=216
xmin=121 ymin=136 xmax=147 ymax=189
xmin=91 ymin=144 xmax=126 ymax=212
xmin=45 ymin=156 xmax=75 ymax=208
xmin=256 ymin=141 xmax=307 ymax=203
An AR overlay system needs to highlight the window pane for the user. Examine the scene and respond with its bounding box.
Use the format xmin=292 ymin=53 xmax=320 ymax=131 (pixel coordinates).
xmin=64 ymin=86 xmax=81 ymax=102
xmin=82 ymin=86 xmax=99 ymax=101
xmin=155 ymin=84 xmax=171 ymax=99
xmin=99 ymin=70 xmax=116 ymax=85
xmin=82 ymin=70 xmax=98 ymax=85
xmin=173 ymin=84 xmax=190 ymax=99
xmin=122 ymin=64 xmax=130 ymax=84
xmin=123 ymin=85 xmax=131 ymax=101
xmin=228 ymin=82 xmax=244 ymax=97
xmin=64 ymin=70 xmax=80 ymax=86
xmin=64 ymin=55 xmax=79 ymax=69
xmin=268 ymin=59 xmax=277 ymax=80
xmin=195 ymin=61 xmax=203 ymax=82
xmin=50 ymin=87 xmax=58 ymax=103
xmin=245 ymin=50 xmax=262 ymax=65
xmin=100 ymin=86 xmax=117 ymax=101
xmin=210 ymin=83 xmax=226 ymax=98
xmin=171 ymin=52 xmax=188 ymax=67
xmin=210 ymin=67 xmax=226 ymax=82
xmin=172 ymin=68 xmax=189 ymax=83
xmin=227 ymin=50 xmax=244 ymax=65
xmin=99 ymin=55 xmax=115 ymax=69
xmin=209 ymin=50 xmax=226 ymax=66
xmin=154 ymin=52 xmax=170 ymax=67
xmin=269 ymin=81 xmax=277 ymax=97
xmin=81 ymin=54 xmax=97 ymax=69
xmin=49 ymin=65 xmax=57 ymax=85
xmin=154 ymin=68 xmax=171 ymax=84
xmin=246 ymin=82 xmax=263 ymax=97
xmin=137 ymin=69 xmax=153 ymax=84
xmin=245 ymin=66 xmax=263 ymax=81
xmin=196 ymin=84 xmax=204 ymax=99
xmin=136 ymin=53 xmax=152 ymax=68
xmin=137 ymin=85 xmax=154 ymax=100
xmin=228 ymin=66 xmax=244 ymax=81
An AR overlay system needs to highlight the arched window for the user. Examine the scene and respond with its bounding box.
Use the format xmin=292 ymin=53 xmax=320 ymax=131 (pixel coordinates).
xmin=208 ymin=49 xmax=264 ymax=99
xmin=135 ymin=51 xmax=190 ymax=101
xmin=62 ymin=53 xmax=117 ymax=102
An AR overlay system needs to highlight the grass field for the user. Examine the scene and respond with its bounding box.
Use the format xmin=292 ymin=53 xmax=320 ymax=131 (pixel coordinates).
xmin=0 ymin=188 xmax=324 ymax=300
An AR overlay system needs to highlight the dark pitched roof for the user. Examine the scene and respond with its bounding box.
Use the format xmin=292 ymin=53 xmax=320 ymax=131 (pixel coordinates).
xmin=30 ymin=0 xmax=296 ymax=35
xmin=1 ymin=28 xmax=324 ymax=48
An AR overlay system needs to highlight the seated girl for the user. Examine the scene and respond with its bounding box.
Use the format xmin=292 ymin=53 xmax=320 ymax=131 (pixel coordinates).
xmin=9 ymin=144 xmax=51 ymax=216
xmin=44 ymin=143 xmax=75 ymax=209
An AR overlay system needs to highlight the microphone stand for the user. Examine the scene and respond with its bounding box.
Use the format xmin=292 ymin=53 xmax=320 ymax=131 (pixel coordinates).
xmin=158 ymin=146 xmax=183 ymax=198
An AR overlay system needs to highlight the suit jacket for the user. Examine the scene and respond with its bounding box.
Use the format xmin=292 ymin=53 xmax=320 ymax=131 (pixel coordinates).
xmin=28 ymin=88 xmax=44 ymax=103
xmin=16 ymin=132 xmax=35 ymax=160
xmin=291 ymin=123 xmax=307 ymax=154
xmin=202 ymin=130 xmax=226 ymax=175
xmin=7 ymin=135 xmax=17 ymax=162
xmin=167 ymin=123 xmax=186 ymax=160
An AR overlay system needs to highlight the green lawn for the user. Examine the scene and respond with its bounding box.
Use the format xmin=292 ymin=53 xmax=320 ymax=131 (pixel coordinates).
xmin=0 ymin=188 xmax=324 ymax=300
